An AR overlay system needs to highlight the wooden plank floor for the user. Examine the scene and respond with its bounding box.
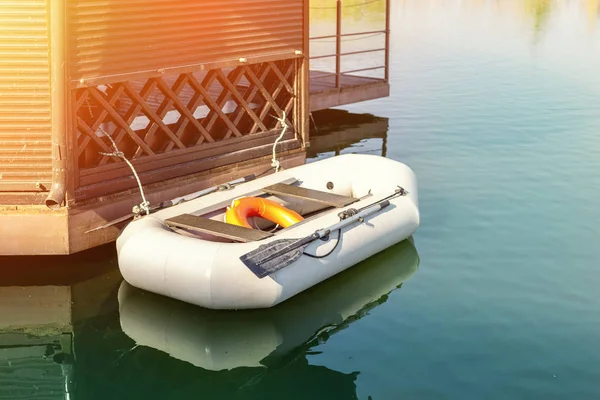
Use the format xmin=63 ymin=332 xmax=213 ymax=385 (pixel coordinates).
xmin=309 ymin=70 xmax=384 ymax=93
xmin=309 ymin=70 xmax=389 ymax=112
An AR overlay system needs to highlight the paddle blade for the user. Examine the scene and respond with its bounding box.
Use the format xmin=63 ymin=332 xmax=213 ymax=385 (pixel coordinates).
xmin=240 ymin=239 xmax=307 ymax=278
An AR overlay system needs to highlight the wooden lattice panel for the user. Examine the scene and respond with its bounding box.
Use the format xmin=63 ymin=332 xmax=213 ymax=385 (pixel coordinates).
xmin=74 ymin=60 xmax=297 ymax=171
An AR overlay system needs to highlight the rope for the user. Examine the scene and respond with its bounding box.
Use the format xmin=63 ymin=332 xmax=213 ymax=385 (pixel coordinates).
xmin=84 ymin=99 xmax=150 ymax=217
xmin=271 ymin=111 xmax=288 ymax=173
xmin=303 ymin=229 xmax=342 ymax=259
xmin=98 ymin=131 xmax=150 ymax=216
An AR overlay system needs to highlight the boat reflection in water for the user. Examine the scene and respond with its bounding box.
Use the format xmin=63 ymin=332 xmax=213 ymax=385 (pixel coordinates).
xmin=118 ymin=238 xmax=419 ymax=373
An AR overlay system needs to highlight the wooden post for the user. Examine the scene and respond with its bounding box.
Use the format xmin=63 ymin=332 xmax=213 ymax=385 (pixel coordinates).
xmin=65 ymin=2 xmax=78 ymax=203
xmin=385 ymin=0 xmax=390 ymax=82
xmin=299 ymin=0 xmax=310 ymax=148
xmin=336 ymin=0 xmax=342 ymax=88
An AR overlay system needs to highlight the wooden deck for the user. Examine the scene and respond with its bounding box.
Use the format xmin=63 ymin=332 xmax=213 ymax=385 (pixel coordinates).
xmin=309 ymin=71 xmax=389 ymax=112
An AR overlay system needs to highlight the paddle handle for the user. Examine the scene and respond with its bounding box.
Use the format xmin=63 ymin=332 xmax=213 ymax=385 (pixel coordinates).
xmin=316 ymin=199 xmax=391 ymax=238
xmin=258 ymin=199 xmax=391 ymax=264
xmin=242 ymin=199 xmax=393 ymax=268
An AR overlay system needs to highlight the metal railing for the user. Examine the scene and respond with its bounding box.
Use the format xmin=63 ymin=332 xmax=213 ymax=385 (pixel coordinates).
xmin=309 ymin=0 xmax=390 ymax=88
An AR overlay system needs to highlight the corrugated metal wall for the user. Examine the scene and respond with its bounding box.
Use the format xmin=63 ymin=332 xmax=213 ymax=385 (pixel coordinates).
xmin=0 ymin=0 xmax=52 ymax=192
xmin=69 ymin=0 xmax=304 ymax=84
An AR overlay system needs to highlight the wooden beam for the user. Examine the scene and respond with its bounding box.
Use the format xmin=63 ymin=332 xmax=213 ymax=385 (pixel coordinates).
xmin=301 ymin=0 xmax=310 ymax=148
xmin=70 ymin=51 xmax=303 ymax=90
xmin=262 ymin=183 xmax=358 ymax=208
xmin=75 ymin=139 xmax=302 ymax=200
xmin=87 ymin=87 xmax=155 ymax=156
xmin=165 ymin=73 xmax=213 ymax=152
xmin=217 ymin=69 xmax=267 ymax=133
xmin=97 ymin=80 xmax=159 ymax=165
xmin=153 ymin=77 xmax=215 ymax=147
xmin=0 ymin=207 xmax=69 ymax=255
xmin=310 ymin=81 xmax=390 ymax=112
xmin=0 ymin=192 xmax=48 ymax=206
xmin=78 ymin=128 xmax=295 ymax=186
xmin=76 ymin=85 xmax=125 ymax=159
xmin=243 ymin=66 xmax=291 ymax=127
xmin=136 ymin=75 xmax=188 ymax=155
xmin=186 ymin=73 xmax=243 ymax=139
xmin=251 ymin=61 xmax=296 ymax=135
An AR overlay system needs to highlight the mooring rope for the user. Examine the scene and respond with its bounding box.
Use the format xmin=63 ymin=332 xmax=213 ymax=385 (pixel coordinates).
xmin=98 ymin=131 xmax=150 ymax=216
xmin=84 ymin=101 xmax=288 ymax=217
xmin=85 ymin=100 xmax=150 ymax=217
xmin=271 ymin=111 xmax=288 ymax=173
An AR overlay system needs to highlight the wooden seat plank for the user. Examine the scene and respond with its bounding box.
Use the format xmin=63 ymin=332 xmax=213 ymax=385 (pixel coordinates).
xmin=262 ymin=183 xmax=358 ymax=208
xmin=165 ymin=214 xmax=273 ymax=242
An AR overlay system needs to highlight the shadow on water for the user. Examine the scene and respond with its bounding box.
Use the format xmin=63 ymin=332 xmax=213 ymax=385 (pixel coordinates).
xmin=307 ymin=109 xmax=388 ymax=159
xmin=0 ymin=243 xmax=119 ymax=287
xmin=73 ymin=238 xmax=419 ymax=400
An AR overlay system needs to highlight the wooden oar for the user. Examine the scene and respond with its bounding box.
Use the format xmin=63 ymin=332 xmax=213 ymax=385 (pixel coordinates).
xmin=85 ymin=175 xmax=255 ymax=233
xmin=240 ymin=198 xmax=392 ymax=278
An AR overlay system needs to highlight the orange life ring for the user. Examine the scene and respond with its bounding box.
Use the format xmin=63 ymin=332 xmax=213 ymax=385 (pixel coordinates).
xmin=225 ymin=197 xmax=304 ymax=229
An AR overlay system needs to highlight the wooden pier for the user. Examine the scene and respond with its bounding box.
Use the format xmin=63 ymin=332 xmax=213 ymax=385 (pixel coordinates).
xmin=310 ymin=71 xmax=389 ymax=111
xmin=0 ymin=0 xmax=391 ymax=255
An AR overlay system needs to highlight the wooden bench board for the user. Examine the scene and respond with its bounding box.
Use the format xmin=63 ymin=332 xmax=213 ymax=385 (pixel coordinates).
xmin=261 ymin=183 xmax=358 ymax=208
xmin=187 ymin=177 xmax=298 ymax=218
xmin=165 ymin=214 xmax=273 ymax=243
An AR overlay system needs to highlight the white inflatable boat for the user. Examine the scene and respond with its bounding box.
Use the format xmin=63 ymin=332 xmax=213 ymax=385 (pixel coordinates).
xmin=116 ymin=154 xmax=420 ymax=309
xmin=118 ymin=239 xmax=420 ymax=371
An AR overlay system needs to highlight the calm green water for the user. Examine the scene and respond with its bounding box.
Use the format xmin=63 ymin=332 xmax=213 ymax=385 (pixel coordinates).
xmin=3 ymin=1 xmax=600 ymax=399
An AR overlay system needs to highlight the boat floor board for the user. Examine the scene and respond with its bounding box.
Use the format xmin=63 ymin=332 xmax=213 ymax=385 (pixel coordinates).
xmin=165 ymin=214 xmax=273 ymax=243
xmin=261 ymin=183 xmax=358 ymax=208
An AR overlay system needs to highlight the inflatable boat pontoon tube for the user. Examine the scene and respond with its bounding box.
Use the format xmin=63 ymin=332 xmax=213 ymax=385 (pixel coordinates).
xmin=116 ymin=154 xmax=420 ymax=309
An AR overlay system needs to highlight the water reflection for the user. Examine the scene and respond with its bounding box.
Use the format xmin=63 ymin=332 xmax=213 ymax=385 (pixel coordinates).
xmin=523 ymin=0 xmax=553 ymax=32
xmin=0 ymin=244 xmax=122 ymax=400
xmin=0 ymin=238 xmax=419 ymax=399
xmin=307 ymin=109 xmax=388 ymax=160
xmin=71 ymin=239 xmax=418 ymax=399
xmin=119 ymin=239 xmax=418 ymax=371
